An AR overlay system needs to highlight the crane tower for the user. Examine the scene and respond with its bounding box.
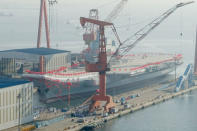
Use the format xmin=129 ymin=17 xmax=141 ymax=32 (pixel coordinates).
xmin=80 ymin=17 xmax=115 ymax=112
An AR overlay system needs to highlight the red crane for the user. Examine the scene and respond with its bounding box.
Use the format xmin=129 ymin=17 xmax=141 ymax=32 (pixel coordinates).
xmin=37 ymin=0 xmax=54 ymax=48
xmin=80 ymin=17 xmax=115 ymax=112
xmin=80 ymin=1 xmax=194 ymax=112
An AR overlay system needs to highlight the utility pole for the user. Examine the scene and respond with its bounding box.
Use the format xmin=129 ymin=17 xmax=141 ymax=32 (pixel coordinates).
xmin=17 ymin=93 xmax=21 ymax=131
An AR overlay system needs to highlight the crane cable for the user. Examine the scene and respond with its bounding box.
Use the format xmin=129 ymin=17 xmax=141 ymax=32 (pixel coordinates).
xmin=48 ymin=0 xmax=58 ymax=47
xmin=179 ymin=0 xmax=183 ymax=55
xmin=107 ymin=25 xmax=122 ymax=65
xmin=107 ymin=1 xmax=194 ymax=65
xmin=55 ymin=2 xmax=59 ymax=49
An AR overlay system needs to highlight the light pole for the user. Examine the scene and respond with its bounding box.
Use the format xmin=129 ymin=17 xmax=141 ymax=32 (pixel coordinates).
xmin=17 ymin=93 xmax=21 ymax=131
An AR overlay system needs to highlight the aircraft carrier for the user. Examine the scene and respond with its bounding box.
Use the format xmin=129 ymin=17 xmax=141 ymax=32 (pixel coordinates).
xmin=24 ymin=53 xmax=183 ymax=103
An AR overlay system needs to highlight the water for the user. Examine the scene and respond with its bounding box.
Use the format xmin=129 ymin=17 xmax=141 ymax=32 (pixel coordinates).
xmin=96 ymin=90 xmax=197 ymax=131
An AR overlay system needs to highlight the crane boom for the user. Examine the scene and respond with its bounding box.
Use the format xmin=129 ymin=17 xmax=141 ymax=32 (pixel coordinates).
xmin=105 ymin=0 xmax=128 ymax=22
xmin=112 ymin=1 xmax=194 ymax=58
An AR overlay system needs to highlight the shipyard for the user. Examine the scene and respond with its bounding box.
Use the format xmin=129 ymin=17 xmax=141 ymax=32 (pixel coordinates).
xmin=0 ymin=0 xmax=197 ymax=131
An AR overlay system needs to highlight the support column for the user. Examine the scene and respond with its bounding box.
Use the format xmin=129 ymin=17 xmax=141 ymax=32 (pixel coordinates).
xmin=39 ymin=56 xmax=45 ymax=72
xmin=37 ymin=0 xmax=50 ymax=48
xmin=99 ymin=72 xmax=106 ymax=97
xmin=43 ymin=0 xmax=50 ymax=48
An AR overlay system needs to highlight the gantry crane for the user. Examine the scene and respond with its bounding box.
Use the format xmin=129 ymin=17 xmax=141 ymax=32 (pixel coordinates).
xmin=83 ymin=0 xmax=128 ymax=46
xmin=80 ymin=1 xmax=194 ymax=112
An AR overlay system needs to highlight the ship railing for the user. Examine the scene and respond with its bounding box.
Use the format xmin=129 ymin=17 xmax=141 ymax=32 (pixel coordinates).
xmin=110 ymin=56 xmax=178 ymax=74
xmin=44 ymin=72 xmax=98 ymax=82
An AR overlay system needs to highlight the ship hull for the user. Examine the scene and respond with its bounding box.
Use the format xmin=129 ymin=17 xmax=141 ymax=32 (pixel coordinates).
xmin=39 ymin=64 xmax=175 ymax=103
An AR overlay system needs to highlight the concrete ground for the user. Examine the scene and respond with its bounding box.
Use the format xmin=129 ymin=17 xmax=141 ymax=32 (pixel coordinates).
xmin=5 ymin=80 xmax=194 ymax=131
xmin=34 ymin=82 xmax=176 ymax=131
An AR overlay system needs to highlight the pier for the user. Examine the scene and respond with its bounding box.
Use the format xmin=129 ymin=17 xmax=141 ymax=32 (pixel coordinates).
xmin=29 ymin=80 xmax=197 ymax=131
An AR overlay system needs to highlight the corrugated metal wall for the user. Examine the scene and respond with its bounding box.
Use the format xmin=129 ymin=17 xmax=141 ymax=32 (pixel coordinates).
xmin=0 ymin=51 xmax=71 ymax=73
xmin=0 ymin=82 xmax=33 ymax=130
xmin=0 ymin=58 xmax=16 ymax=75
xmin=44 ymin=52 xmax=71 ymax=72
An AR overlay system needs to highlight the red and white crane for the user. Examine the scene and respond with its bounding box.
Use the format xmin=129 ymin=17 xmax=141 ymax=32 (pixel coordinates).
xmin=80 ymin=1 xmax=194 ymax=112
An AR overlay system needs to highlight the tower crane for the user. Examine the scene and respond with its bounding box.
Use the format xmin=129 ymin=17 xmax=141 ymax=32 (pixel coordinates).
xmin=80 ymin=18 xmax=115 ymax=112
xmin=83 ymin=0 xmax=128 ymax=46
xmin=105 ymin=0 xmax=128 ymax=22
xmin=80 ymin=1 xmax=194 ymax=113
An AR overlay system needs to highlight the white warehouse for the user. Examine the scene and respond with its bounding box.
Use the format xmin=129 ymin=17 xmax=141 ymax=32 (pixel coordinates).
xmin=0 ymin=77 xmax=33 ymax=130
xmin=0 ymin=47 xmax=71 ymax=73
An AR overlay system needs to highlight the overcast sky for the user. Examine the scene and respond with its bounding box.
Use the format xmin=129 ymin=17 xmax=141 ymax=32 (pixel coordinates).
xmin=0 ymin=0 xmax=197 ymax=48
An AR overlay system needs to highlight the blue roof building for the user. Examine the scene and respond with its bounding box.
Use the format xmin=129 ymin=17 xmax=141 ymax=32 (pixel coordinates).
xmin=0 ymin=48 xmax=71 ymax=72
xmin=0 ymin=77 xmax=30 ymax=89
xmin=0 ymin=47 xmax=70 ymax=56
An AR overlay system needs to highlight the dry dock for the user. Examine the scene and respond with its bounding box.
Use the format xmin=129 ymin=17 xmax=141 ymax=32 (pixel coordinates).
xmin=32 ymin=81 xmax=197 ymax=131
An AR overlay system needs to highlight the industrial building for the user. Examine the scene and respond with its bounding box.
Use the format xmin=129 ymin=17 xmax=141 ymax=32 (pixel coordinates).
xmin=0 ymin=47 xmax=71 ymax=73
xmin=0 ymin=58 xmax=16 ymax=75
xmin=0 ymin=77 xmax=33 ymax=130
